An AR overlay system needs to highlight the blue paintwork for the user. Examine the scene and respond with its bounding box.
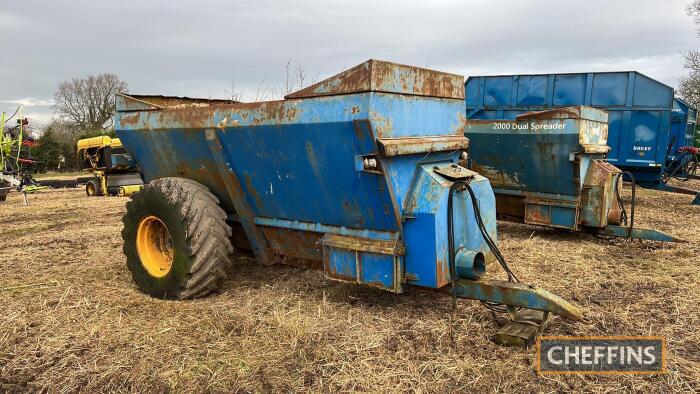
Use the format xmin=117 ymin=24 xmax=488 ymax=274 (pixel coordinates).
xmin=466 ymin=107 xmax=612 ymax=231
xmin=669 ymin=98 xmax=697 ymax=158
xmin=466 ymin=107 xmax=684 ymax=241
xmin=115 ymin=61 xmax=487 ymax=292
xmin=466 ymin=72 xmax=674 ymax=183
xmin=253 ymin=217 xmax=398 ymax=241
xmin=115 ymin=60 xmax=584 ymax=319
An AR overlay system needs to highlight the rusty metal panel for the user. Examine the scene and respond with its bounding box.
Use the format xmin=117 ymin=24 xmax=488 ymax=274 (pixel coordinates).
xmin=524 ymin=198 xmax=578 ymax=230
xmin=378 ymin=135 xmax=468 ymax=157
xmin=116 ymin=94 xmax=237 ymax=112
xmin=321 ymin=234 xmax=404 ymax=255
xmin=260 ymin=227 xmax=323 ymax=263
xmin=494 ymin=194 xmax=525 ymax=220
xmin=285 ymin=59 xmax=464 ymax=100
xmin=580 ymin=159 xmax=621 ymax=228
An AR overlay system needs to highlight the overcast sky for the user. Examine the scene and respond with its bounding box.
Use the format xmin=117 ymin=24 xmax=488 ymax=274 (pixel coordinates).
xmin=1 ymin=0 xmax=698 ymax=128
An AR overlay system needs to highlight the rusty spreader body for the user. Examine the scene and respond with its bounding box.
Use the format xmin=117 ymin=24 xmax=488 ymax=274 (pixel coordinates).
xmin=466 ymin=107 xmax=683 ymax=242
xmin=115 ymin=60 xmax=583 ymax=329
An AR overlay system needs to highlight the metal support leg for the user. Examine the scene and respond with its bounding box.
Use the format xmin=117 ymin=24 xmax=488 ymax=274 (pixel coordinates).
xmin=453 ymin=279 xmax=583 ymax=321
xmin=637 ymin=182 xmax=700 ymax=205
xmin=597 ymin=225 xmax=686 ymax=242
xmin=204 ymin=128 xmax=276 ymax=265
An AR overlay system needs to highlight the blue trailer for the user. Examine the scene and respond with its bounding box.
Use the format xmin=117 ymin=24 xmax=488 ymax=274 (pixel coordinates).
xmin=665 ymin=98 xmax=699 ymax=183
xmin=114 ymin=60 xmax=582 ymax=337
xmin=466 ymin=71 xmax=672 ymax=181
xmin=670 ymin=97 xmax=696 ymax=153
xmin=465 ymin=72 xmax=700 ymax=203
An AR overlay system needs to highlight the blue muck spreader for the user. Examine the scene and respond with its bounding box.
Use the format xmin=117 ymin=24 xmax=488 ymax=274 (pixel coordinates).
xmin=465 ymin=72 xmax=700 ymax=205
xmin=466 ymin=107 xmax=683 ymax=242
xmin=115 ymin=60 xmax=582 ymax=345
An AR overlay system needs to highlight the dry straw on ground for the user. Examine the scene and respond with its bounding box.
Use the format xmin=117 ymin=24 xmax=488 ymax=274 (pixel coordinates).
xmin=0 ymin=181 xmax=698 ymax=392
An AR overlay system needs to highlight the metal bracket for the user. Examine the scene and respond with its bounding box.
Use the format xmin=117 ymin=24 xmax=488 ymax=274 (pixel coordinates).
xmin=203 ymin=128 xmax=276 ymax=265
xmin=596 ymin=225 xmax=686 ymax=243
xmin=454 ymin=279 xmax=583 ymax=321
xmin=433 ymin=164 xmax=475 ymax=181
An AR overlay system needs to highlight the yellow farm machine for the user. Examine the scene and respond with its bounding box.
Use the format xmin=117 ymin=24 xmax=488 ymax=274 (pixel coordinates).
xmin=77 ymin=136 xmax=143 ymax=197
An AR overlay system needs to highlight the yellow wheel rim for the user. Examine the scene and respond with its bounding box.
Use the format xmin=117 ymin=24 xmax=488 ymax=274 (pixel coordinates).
xmin=136 ymin=215 xmax=174 ymax=278
xmin=86 ymin=183 xmax=95 ymax=196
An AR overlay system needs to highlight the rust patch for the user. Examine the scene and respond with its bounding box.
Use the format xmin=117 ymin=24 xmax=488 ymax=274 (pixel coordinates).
xmin=378 ymin=135 xmax=468 ymax=157
xmin=471 ymin=162 xmax=523 ymax=188
xmin=243 ymin=173 xmax=264 ymax=210
xmin=285 ymin=61 xmax=372 ymax=99
xmin=524 ymin=204 xmax=549 ymax=225
xmin=495 ymin=194 xmax=526 ymax=219
xmin=284 ymin=59 xmax=463 ymax=99
xmin=119 ymin=113 xmax=140 ymax=127
xmin=516 ymin=107 xmax=582 ymax=121
xmin=261 ymin=227 xmax=323 ymax=264
xmin=162 ymin=106 xmax=215 ymax=130
xmin=436 ymin=258 xmax=449 ymax=288
xmin=453 ymin=113 xmax=468 ymax=136
xmin=125 ymin=94 xmax=236 ymax=108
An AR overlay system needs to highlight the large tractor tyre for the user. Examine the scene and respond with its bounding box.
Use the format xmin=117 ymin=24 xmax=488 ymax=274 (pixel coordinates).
xmin=122 ymin=177 xmax=233 ymax=299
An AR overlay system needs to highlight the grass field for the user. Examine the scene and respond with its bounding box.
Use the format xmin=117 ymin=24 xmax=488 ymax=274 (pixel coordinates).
xmin=0 ymin=182 xmax=698 ymax=392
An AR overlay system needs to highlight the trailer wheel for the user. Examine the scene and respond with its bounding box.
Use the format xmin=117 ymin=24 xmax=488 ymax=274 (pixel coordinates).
xmin=122 ymin=177 xmax=233 ymax=299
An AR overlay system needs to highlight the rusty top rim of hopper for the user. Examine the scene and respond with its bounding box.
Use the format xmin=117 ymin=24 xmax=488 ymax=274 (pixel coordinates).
xmin=514 ymin=106 xmax=608 ymax=122
xmin=284 ymin=59 xmax=464 ymax=100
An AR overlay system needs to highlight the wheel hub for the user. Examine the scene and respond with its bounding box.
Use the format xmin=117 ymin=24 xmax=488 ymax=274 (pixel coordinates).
xmin=136 ymin=215 xmax=174 ymax=278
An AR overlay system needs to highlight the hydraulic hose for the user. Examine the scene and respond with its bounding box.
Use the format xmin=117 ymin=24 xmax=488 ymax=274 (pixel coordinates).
xmin=617 ymin=171 xmax=636 ymax=239
xmin=447 ymin=178 xmax=520 ymax=313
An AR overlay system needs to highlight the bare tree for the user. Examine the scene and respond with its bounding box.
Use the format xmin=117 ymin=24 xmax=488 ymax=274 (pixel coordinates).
xmin=680 ymin=1 xmax=700 ymax=107
xmin=283 ymin=60 xmax=319 ymax=96
xmin=678 ymin=71 xmax=700 ymax=108
xmin=688 ymin=0 xmax=700 ymax=32
xmin=223 ymin=62 xmax=319 ymax=103
xmin=54 ymin=73 xmax=127 ymax=131
xmin=224 ymin=78 xmax=244 ymax=102
xmin=253 ymin=77 xmax=276 ymax=102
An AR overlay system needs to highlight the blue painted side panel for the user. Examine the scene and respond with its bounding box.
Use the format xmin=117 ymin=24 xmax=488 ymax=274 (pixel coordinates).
xmin=219 ymin=122 xmax=394 ymax=230
xmin=467 ymin=120 xmax=581 ymax=196
xmin=670 ymin=98 xmax=697 ymax=156
xmin=465 ymin=72 xmax=674 ymax=183
xmin=324 ymin=247 xmax=401 ymax=291
xmin=551 ymin=206 xmax=577 ymax=228
xmin=328 ymin=249 xmax=357 ymax=279
xmin=403 ymin=212 xmax=438 ymax=287
xmin=361 ymin=253 xmax=396 ymax=289
xmin=403 ymin=164 xmax=497 ymax=288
